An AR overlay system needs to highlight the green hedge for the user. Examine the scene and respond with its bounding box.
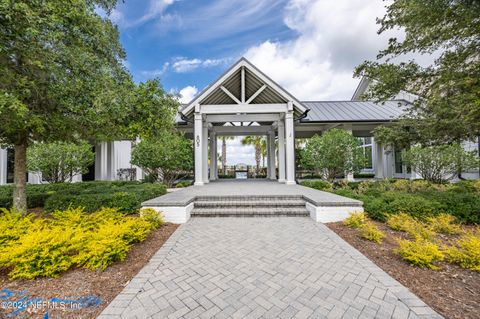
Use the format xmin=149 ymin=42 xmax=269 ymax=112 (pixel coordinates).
xmin=0 ymin=181 xmax=167 ymax=214
xmin=301 ymin=179 xmax=480 ymax=223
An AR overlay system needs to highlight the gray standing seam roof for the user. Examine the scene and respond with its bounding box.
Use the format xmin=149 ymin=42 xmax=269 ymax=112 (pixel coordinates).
xmin=302 ymin=100 xmax=407 ymax=122
xmin=175 ymin=100 xmax=408 ymax=124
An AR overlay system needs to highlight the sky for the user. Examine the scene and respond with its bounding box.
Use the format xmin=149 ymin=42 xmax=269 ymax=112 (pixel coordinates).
xmin=108 ymin=0 xmax=401 ymax=165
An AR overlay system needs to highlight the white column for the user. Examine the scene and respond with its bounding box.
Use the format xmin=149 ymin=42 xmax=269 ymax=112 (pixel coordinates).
xmin=266 ymin=134 xmax=271 ymax=179
xmin=278 ymin=120 xmax=286 ymax=183
xmin=214 ymin=136 xmax=218 ymax=179
xmin=344 ymin=125 xmax=355 ymax=182
xmin=202 ymin=124 xmax=209 ymax=184
xmin=269 ymin=131 xmax=276 ymax=180
xmin=194 ymin=112 xmax=204 ymax=185
xmin=0 ymin=148 xmax=7 ymax=185
xmin=374 ymin=140 xmax=384 ymax=179
xmin=101 ymin=142 xmax=108 ymax=180
xmin=285 ymin=105 xmax=296 ymax=185
xmin=209 ymin=132 xmax=216 ymax=181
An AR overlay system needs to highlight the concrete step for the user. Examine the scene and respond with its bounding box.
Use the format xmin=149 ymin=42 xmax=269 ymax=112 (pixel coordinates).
xmin=194 ymin=199 xmax=306 ymax=208
xmin=191 ymin=207 xmax=310 ymax=217
xmin=195 ymin=195 xmax=304 ymax=201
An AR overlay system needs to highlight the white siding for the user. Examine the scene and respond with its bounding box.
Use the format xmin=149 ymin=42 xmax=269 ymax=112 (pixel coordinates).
xmin=0 ymin=148 xmax=7 ymax=185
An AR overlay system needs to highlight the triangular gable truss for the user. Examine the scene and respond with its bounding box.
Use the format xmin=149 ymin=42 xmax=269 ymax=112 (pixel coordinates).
xmin=181 ymin=57 xmax=308 ymax=116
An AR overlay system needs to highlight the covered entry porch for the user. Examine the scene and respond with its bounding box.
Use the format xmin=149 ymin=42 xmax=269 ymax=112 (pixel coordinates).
xmin=178 ymin=58 xmax=308 ymax=186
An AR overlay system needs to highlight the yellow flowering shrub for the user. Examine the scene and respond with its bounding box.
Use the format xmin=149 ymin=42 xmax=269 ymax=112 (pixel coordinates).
xmin=447 ymin=231 xmax=480 ymax=271
xmin=426 ymin=214 xmax=461 ymax=235
xmin=0 ymin=207 xmax=163 ymax=279
xmin=0 ymin=208 xmax=34 ymax=247
xmin=396 ymin=238 xmax=445 ymax=270
xmin=387 ymin=213 xmax=435 ymax=240
xmin=343 ymin=211 xmax=367 ymax=229
xmin=359 ymin=222 xmax=385 ymax=243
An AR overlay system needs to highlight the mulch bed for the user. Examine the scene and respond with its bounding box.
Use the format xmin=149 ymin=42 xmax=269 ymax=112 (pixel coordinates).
xmin=0 ymin=223 xmax=179 ymax=319
xmin=327 ymin=221 xmax=480 ymax=319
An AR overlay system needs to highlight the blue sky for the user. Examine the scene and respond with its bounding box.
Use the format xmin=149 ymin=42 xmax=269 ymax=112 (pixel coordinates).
xmin=109 ymin=0 xmax=399 ymax=105
xmin=108 ymin=0 xmax=399 ymax=164
xmin=112 ymin=0 xmax=297 ymax=98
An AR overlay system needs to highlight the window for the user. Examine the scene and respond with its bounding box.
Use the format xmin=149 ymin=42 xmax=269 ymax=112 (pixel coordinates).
xmin=357 ymin=137 xmax=373 ymax=170
xmin=6 ymin=148 xmax=14 ymax=183
xmin=394 ymin=148 xmax=412 ymax=175
xmin=394 ymin=149 xmax=403 ymax=174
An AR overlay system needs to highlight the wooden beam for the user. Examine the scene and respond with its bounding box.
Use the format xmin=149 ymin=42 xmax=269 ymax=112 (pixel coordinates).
xmin=241 ymin=67 xmax=245 ymax=103
xmin=220 ymin=86 xmax=241 ymax=104
xmin=206 ymin=114 xmax=280 ymax=123
xmin=246 ymin=84 xmax=267 ymax=104
xmin=212 ymin=126 xmax=271 ymax=134
xmin=200 ymin=103 xmax=287 ymax=114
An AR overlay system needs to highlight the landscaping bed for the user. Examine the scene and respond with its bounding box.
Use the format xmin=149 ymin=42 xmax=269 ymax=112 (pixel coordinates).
xmin=327 ymin=217 xmax=479 ymax=319
xmin=0 ymin=223 xmax=178 ymax=318
xmin=0 ymin=181 xmax=167 ymax=213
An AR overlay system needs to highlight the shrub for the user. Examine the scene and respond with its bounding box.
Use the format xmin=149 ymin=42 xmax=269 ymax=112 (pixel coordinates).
xmin=387 ymin=213 xmax=435 ymax=240
xmin=426 ymin=214 xmax=462 ymax=235
xmin=359 ymin=222 xmax=385 ymax=243
xmin=131 ymin=132 xmax=193 ymax=187
xmin=0 ymin=207 xmax=162 ymax=279
xmin=302 ymin=129 xmax=365 ymax=182
xmin=176 ymin=180 xmax=192 ymax=188
xmin=396 ymin=238 xmax=445 ymax=270
xmin=300 ymin=180 xmax=333 ymax=192
xmin=343 ymin=212 xmax=367 ymax=229
xmin=447 ymin=232 xmax=480 ymax=271
xmin=404 ymin=144 xmax=479 ymax=183
xmin=140 ymin=208 xmax=164 ymax=228
xmin=43 ymin=182 xmax=166 ymax=213
xmin=387 ymin=213 xmax=418 ymax=232
xmin=27 ymin=141 xmax=94 ymax=183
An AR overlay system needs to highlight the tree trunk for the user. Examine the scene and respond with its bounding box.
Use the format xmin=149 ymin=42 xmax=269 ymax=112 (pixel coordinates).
xmin=255 ymin=144 xmax=261 ymax=175
xmin=13 ymin=140 xmax=28 ymax=212
xmin=222 ymin=138 xmax=227 ymax=175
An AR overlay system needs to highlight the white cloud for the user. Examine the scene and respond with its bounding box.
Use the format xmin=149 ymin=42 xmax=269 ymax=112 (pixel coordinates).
xmin=244 ymin=0 xmax=401 ymax=100
xmin=178 ymin=86 xmax=198 ymax=104
xmin=140 ymin=62 xmax=170 ymax=78
xmin=222 ymin=137 xmax=257 ymax=166
xmin=172 ymin=57 xmax=231 ymax=73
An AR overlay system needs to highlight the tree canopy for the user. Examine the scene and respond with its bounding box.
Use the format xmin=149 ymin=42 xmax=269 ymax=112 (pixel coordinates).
xmin=355 ymin=0 xmax=480 ymax=146
xmin=0 ymin=0 xmax=133 ymax=209
xmin=302 ymin=129 xmax=365 ymax=182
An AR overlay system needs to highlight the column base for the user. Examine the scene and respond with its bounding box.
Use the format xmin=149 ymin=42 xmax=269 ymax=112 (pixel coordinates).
xmin=278 ymin=179 xmax=286 ymax=183
xmin=285 ymin=180 xmax=296 ymax=185
xmin=194 ymin=181 xmax=204 ymax=186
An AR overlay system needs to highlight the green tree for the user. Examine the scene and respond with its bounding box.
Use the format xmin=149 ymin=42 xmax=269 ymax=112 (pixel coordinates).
xmin=131 ymin=132 xmax=193 ymax=187
xmin=220 ymin=136 xmax=234 ymax=175
xmin=355 ymin=0 xmax=480 ymax=146
xmin=241 ymin=136 xmax=265 ymax=175
xmin=303 ymin=129 xmax=365 ymax=182
xmin=27 ymin=141 xmax=94 ymax=183
xmin=404 ymin=144 xmax=479 ymax=183
xmin=127 ymin=79 xmax=179 ymax=139
xmin=0 ymin=0 xmax=132 ymax=210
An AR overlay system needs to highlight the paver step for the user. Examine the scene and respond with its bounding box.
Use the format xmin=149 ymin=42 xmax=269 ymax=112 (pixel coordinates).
xmin=195 ymin=195 xmax=304 ymax=201
xmin=194 ymin=199 xmax=306 ymax=208
xmin=191 ymin=207 xmax=310 ymax=217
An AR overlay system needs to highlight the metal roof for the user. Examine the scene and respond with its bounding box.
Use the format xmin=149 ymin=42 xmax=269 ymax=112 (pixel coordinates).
xmin=301 ymin=100 xmax=408 ymax=122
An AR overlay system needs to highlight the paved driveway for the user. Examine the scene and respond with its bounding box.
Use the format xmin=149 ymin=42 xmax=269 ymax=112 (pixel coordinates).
xmin=99 ymin=218 xmax=442 ymax=319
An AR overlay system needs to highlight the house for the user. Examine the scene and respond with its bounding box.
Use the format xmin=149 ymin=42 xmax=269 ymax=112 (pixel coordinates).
xmin=0 ymin=58 xmax=478 ymax=185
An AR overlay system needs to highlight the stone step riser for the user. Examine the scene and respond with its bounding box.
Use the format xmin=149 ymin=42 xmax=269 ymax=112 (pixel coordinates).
xmin=195 ymin=196 xmax=303 ymax=201
xmin=194 ymin=202 xmax=306 ymax=208
xmin=192 ymin=213 xmax=309 ymax=217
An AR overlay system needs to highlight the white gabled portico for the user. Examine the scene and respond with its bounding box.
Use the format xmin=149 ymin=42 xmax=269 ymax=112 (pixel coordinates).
xmin=180 ymin=58 xmax=308 ymax=186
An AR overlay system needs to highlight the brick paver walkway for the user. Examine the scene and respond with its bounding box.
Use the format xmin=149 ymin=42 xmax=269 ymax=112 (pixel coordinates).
xmin=99 ymin=218 xmax=442 ymax=319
